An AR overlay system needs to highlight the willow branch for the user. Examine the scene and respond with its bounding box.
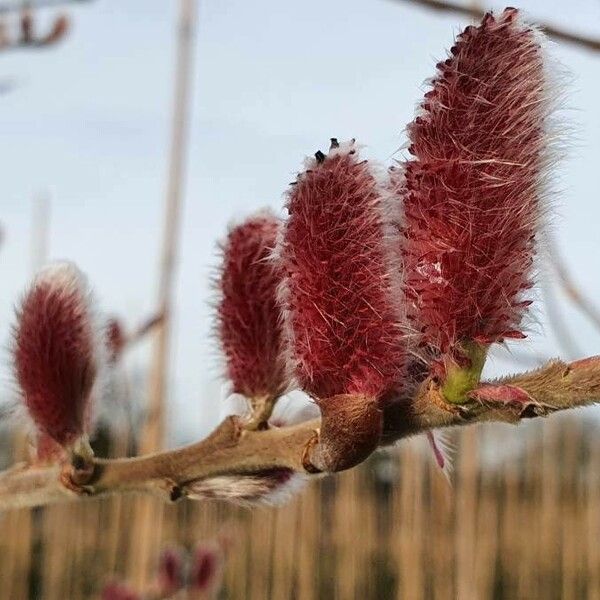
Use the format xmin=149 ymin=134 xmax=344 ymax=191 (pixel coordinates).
xmin=389 ymin=0 xmax=600 ymax=53
xmin=1 ymin=356 xmax=599 ymax=511
xmin=0 ymin=417 xmax=319 ymax=511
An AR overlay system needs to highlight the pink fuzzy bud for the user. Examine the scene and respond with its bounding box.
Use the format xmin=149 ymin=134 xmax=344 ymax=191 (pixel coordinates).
xmin=395 ymin=8 xmax=552 ymax=355
xmin=13 ymin=262 xmax=100 ymax=449
xmin=217 ymin=212 xmax=288 ymax=401
xmin=157 ymin=547 xmax=184 ymax=595
xmin=189 ymin=542 xmax=224 ymax=594
xmin=281 ymin=140 xmax=405 ymax=400
xmin=101 ymin=582 xmax=140 ymax=600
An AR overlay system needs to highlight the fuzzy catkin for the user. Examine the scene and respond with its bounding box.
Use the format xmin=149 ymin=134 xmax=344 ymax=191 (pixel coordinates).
xmin=281 ymin=140 xmax=405 ymax=400
xmin=157 ymin=547 xmax=184 ymax=596
xmin=190 ymin=543 xmax=223 ymax=593
xmin=13 ymin=262 xmax=99 ymax=448
xmin=217 ymin=212 xmax=288 ymax=400
xmin=394 ymin=8 xmax=551 ymax=355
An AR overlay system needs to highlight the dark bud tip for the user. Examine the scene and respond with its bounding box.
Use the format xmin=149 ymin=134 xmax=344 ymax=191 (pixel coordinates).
xmin=315 ymin=150 xmax=326 ymax=163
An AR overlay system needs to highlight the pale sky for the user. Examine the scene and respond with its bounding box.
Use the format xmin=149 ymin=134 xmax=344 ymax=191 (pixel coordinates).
xmin=0 ymin=0 xmax=598 ymax=443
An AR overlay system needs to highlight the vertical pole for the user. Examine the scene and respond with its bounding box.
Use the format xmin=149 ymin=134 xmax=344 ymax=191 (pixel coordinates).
xmin=129 ymin=0 xmax=197 ymax=589
xmin=141 ymin=0 xmax=197 ymax=455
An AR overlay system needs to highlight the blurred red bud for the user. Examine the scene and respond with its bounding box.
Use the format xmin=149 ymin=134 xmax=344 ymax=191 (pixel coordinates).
xmin=190 ymin=542 xmax=223 ymax=594
xmin=101 ymin=581 xmax=140 ymax=600
xmin=39 ymin=14 xmax=69 ymax=47
xmin=106 ymin=318 xmax=126 ymax=363
xmin=157 ymin=546 xmax=184 ymax=595
xmin=20 ymin=9 xmax=33 ymax=44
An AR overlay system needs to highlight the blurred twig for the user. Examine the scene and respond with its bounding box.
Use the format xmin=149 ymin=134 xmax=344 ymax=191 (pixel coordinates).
xmin=0 ymin=9 xmax=69 ymax=50
xmin=545 ymin=233 xmax=600 ymax=332
xmin=0 ymin=0 xmax=91 ymax=12
xmin=541 ymin=276 xmax=581 ymax=360
xmin=388 ymin=0 xmax=600 ymax=52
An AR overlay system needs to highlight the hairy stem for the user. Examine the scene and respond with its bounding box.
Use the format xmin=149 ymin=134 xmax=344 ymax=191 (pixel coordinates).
xmin=1 ymin=357 xmax=599 ymax=511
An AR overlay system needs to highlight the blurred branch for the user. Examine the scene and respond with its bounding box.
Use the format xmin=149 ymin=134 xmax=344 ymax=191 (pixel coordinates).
xmin=1 ymin=356 xmax=600 ymax=511
xmin=131 ymin=312 xmax=164 ymax=344
xmin=0 ymin=9 xmax=69 ymax=51
xmin=107 ymin=312 xmax=165 ymax=363
xmin=540 ymin=276 xmax=581 ymax=359
xmin=389 ymin=0 xmax=600 ymax=52
xmin=0 ymin=0 xmax=91 ymax=12
xmin=545 ymin=234 xmax=600 ymax=332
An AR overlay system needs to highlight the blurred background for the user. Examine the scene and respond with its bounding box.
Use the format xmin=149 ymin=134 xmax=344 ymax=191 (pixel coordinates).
xmin=0 ymin=0 xmax=598 ymax=598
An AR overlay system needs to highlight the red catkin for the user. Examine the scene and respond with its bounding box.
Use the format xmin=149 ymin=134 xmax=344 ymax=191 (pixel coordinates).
xmin=281 ymin=140 xmax=405 ymax=400
xmin=394 ymin=8 xmax=551 ymax=355
xmin=13 ymin=262 xmax=99 ymax=448
xmin=190 ymin=543 xmax=223 ymax=593
xmin=101 ymin=582 xmax=140 ymax=600
xmin=157 ymin=547 xmax=184 ymax=595
xmin=217 ymin=212 xmax=288 ymax=400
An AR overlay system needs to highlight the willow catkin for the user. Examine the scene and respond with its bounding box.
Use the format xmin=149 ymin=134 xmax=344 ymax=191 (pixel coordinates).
xmin=216 ymin=211 xmax=288 ymax=401
xmin=281 ymin=139 xmax=406 ymax=401
xmin=12 ymin=261 xmax=101 ymax=454
xmin=394 ymin=8 xmax=555 ymax=356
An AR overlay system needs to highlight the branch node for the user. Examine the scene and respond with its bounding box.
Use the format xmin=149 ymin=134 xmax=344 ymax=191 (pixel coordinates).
xmin=59 ymin=464 xmax=95 ymax=496
xmin=166 ymin=480 xmax=183 ymax=502
xmin=301 ymin=431 xmax=322 ymax=474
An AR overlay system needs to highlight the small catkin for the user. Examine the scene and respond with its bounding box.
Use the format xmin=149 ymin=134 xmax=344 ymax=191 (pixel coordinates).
xmin=101 ymin=582 xmax=140 ymax=600
xmin=13 ymin=262 xmax=99 ymax=448
xmin=217 ymin=212 xmax=288 ymax=400
xmin=190 ymin=543 xmax=223 ymax=593
xmin=157 ymin=547 xmax=184 ymax=595
xmin=394 ymin=8 xmax=552 ymax=356
xmin=281 ymin=140 xmax=405 ymax=401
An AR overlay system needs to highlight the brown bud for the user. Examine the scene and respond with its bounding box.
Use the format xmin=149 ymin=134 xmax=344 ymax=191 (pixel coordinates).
xmin=305 ymin=394 xmax=382 ymax=473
